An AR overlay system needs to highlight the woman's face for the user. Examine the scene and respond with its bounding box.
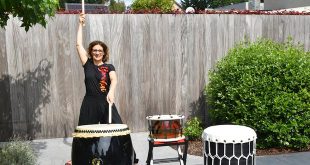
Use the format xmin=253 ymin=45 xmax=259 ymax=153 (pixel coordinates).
xmin=91 ymin=44 xmax=104 ymax=62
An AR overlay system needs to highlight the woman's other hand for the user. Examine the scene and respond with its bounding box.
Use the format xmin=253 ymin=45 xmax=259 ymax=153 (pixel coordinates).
xmin=107 ymin=92 xmax=115 ymax=104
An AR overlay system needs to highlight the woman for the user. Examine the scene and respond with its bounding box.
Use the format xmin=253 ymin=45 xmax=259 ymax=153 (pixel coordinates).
xmin=76 ymin=13 xmax=138 ymax=164
xmin=76 ymin=14 xmax=119 ymax=125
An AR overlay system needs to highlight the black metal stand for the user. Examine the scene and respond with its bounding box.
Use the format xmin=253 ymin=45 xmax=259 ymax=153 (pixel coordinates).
xmin=146 ymin=137 xmax=188 ymax=165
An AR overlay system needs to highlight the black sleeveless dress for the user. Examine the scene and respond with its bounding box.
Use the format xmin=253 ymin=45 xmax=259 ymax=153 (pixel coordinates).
xmin=78 ymin=59 xmax=122 ymax=125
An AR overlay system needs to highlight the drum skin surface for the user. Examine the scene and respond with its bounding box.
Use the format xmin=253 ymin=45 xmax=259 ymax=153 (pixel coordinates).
xmin=72 ymin=124 xmax=133 ymax=165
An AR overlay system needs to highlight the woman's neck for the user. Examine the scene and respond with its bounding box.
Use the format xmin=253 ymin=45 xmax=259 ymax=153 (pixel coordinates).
xmin=93 ymin=60 xmax=104 ymax=66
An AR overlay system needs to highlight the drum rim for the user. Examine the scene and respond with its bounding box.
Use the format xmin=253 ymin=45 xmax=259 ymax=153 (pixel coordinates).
xmin=148 ymin=135 xmax=186 ymax=142
xmin=73 ymin=124 xmax=131 ymax=138
xmin=75 ymin=124 xmax=129 ymax=130
xmin=202 ymin=125 xmax=257 ymax=143
xmin=146 ymin=115 xmax=184 ymax=120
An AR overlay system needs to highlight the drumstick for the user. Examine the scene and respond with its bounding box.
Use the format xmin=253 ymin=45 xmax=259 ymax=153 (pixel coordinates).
xmin=82 ymin=0 xmax=85 ymax=14
xmin=81 ymin=0 xmax=85 ymax=26
xmin=109 ymin=103 xmax=112 ymax=124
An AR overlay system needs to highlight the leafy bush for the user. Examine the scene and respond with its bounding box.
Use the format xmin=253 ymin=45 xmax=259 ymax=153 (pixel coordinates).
xmin=184 ymin=117 xmax=204 ymax=140
xmin=109 ymin=0 xmax=126 ymax=13
xmin=0 ymin=137 xmax=37 ymax=165
xmin=131 ymin=0 xmax=174 ymax=13
xmin=205 ymin=38 xmax=310 ymax=149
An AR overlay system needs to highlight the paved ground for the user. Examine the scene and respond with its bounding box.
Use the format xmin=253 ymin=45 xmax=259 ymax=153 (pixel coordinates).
xmin=26 ymin=132 xmax=310 ymax=165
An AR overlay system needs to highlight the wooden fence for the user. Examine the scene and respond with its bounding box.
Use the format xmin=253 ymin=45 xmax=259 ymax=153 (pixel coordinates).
xmin=0 ymin=14 xmax=309 ymax=140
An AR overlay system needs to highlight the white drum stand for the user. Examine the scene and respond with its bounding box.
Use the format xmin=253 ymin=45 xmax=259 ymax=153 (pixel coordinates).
xmin=202 ymin=125 xmax=257 ymax=165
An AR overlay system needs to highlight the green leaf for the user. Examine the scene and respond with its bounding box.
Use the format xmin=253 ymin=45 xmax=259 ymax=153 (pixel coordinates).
xmin=0 ymin=0 xmax=59 ymax=31
xmin=0 ymin=0 xmax=6 ymax=9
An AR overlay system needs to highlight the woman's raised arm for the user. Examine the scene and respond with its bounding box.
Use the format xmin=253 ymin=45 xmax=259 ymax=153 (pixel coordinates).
xmin=76 ymin=13 xmax=88 ymax=65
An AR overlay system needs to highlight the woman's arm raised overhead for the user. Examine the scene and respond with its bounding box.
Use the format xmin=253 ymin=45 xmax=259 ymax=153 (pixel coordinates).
xmin=76 ymin=13 xmax=88 ymax=65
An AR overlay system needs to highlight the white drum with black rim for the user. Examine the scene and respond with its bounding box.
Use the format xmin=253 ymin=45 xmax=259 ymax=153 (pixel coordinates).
xmin=202 ymin=125 xmax=257 ymax=165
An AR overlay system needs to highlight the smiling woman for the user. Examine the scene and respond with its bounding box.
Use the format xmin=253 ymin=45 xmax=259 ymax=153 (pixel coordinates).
xmin=87 ymin=41 xmax=109 ymax=66
xmin=72 ymin=13 xmax=139 ymax=164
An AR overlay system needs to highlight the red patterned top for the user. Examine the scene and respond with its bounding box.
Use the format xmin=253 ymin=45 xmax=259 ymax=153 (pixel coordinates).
xmin=83 ymin=59 xmax=115 ymax=96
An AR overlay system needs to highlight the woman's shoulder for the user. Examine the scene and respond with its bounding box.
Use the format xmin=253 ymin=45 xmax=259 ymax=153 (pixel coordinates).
xmin=105 ymin=63 xmax=115 ymax=71
xmin=83 ymin=58 xmax=92 ymax=67
xmin=105 ymin=63 xmax=114 ymax=66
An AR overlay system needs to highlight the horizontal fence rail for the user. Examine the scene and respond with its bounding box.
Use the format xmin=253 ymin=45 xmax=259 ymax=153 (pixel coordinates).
xmin=0 ymin=14 xmax=309 ymax=140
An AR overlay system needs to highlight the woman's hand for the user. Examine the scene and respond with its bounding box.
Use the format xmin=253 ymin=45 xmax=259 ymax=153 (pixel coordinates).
xmin=107 ymin=91 xmax=115 ymax=104
xmin=79 ymin=13 xmax=85 ymax=25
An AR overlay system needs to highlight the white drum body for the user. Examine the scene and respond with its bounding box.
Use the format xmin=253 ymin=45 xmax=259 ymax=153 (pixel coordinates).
xmin=202 ymin=125 xmax=257 ymax=165
xmin=146 ymin=115 xmax=184 ymax=140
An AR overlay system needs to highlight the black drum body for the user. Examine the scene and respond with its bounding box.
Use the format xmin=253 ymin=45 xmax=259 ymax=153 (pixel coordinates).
xmin=72 ymin=134 xmax=133 ymax=165
xmin=71 ymin=124 xmax=134 ymax=165
xmin=204 ymin=141 xmax=255 ymax=165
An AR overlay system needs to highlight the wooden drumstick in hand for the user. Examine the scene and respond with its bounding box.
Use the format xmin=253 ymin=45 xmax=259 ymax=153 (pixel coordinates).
xmin=82 ymin=0 xmax=85 ymax=14
xmin=109 ymin=103 xmax=112 ymax=124
xmin=81 ymin=0 xmax=85 ymax=26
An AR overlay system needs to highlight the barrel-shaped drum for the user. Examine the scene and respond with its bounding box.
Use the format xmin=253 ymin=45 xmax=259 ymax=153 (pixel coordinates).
xmin=146 ymin=115 xmax=184 ymax=140
xmin=202 ymin=125 xmax=257 ymax=165
xmin=72 ymin=124 xmax=134 ymax=165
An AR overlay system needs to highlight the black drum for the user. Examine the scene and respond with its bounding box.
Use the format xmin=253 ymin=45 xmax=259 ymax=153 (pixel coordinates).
xmin=71 ymin=124 xmax=134 ymax=165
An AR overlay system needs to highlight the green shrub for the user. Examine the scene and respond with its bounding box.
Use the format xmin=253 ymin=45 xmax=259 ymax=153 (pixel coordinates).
xmin=184 ymin=117 xmax=204 ymax=140
xmin=109 ymin=0 xmax=126 ymax=13
xmin=0 ymin=137 xmax=37 ymax=165
xmin=131 ymin=0 xmax=174 ymax=13
xmin=205 ymin=38 xmax=310 ymax=149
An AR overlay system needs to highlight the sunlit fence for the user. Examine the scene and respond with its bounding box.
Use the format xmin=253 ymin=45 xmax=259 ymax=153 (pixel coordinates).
xmin=0 ymin=14 xmax=309 ymax=140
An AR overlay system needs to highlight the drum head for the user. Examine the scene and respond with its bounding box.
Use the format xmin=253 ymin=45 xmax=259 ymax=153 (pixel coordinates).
xmin=73 ymin=124 xmax=131 ymax=138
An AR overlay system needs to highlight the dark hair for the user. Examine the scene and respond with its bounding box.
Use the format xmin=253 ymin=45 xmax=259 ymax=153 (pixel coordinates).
xmin=88 ymin=41 xmax=109 ymax=62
